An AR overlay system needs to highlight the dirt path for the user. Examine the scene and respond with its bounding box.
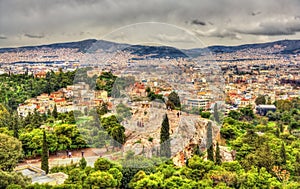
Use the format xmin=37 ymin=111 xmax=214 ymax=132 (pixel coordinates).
xmin=18 ymin=148 xmax=114 ymax=169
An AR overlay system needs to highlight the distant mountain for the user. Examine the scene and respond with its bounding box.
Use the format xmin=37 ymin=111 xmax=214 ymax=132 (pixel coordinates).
xmin=124 ymin=45 xmax=188 ymax=59
xmin=0 ymin=39 xmax=98 ymax=53
xmin=0 ymin=39 xmax=300 ymax=59
xmin=207 ymin=39 xmax=300 ymax=54
xmin=0 ymin=39 xmax=187 ymax=59
xmin=86 ymin=40 xmax=188 ymax=59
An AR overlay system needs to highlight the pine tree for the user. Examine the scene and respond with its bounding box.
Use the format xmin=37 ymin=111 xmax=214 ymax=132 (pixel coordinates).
xmin=255 ymin=95 xmax=266 ymax=105
xmin=258 ymin=143 xmax=275 ymax=172
xmin=79 ymin=157 xmax=87 ymax=169
xmin=207 ymin=121 xmax=214 ymax=161
xmin=160 ymin=114 xmax=171 ymax=158
xmin=52 ymin=104 xmax=58 ymax=119
xmin=215 ymin=142 xmax=222 ymax=165
xmin=41 ymin=130 xmax=49 ymax=174
xmin=168 ymin=91 xmax=181 ymax=109
xmin=280 ymin=142 xmax=287 ymax=165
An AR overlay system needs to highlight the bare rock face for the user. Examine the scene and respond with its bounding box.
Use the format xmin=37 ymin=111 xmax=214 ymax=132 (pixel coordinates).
xmin=172 ymin=117 xmax=220 ymax=167
xmin=122 ymin=106 xmax=221 ymax=166
xmin=122 ymin=102 xmax=166 ymax=157
xmin=220 ymin=146 xmax=234 ymax=162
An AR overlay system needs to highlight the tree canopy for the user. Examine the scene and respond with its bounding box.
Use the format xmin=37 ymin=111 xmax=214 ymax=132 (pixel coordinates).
xmin=0 ymin=133 xmax=22 ymax=171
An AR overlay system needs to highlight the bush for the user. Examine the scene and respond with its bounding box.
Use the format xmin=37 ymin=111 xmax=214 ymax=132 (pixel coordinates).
xmin=200 ymin=111 xmax=211 ymax=119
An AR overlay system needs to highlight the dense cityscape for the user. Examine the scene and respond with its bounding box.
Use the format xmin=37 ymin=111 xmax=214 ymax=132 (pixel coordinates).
xmin=0 ymin=38 xmax=299 ymax=189
xmin=1 ymin=0 xmax=300 ymax=188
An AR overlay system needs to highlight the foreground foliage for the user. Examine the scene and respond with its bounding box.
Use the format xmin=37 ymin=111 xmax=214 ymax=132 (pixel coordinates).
xmin=0 ymin=72 xmax=299 ymax=188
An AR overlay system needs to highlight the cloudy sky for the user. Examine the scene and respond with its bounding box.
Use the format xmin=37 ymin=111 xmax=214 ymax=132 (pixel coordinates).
xmin=1 ymin=0 xmax=300 ymax=48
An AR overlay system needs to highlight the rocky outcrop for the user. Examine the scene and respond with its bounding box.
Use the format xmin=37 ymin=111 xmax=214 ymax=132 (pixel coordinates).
xmin=122 ymin=105 xmax=221 ymax=166
xmin=172 ymin=117 xmax=220 ymax=166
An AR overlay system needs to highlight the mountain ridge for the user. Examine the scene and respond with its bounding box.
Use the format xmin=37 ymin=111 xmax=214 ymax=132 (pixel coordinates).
xmin=0 ymin=39 xmax=300 ymax=59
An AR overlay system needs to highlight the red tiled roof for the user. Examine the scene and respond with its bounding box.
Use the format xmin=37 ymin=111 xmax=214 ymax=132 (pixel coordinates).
xmin=54 ymin=98 xmax=66 ymax=103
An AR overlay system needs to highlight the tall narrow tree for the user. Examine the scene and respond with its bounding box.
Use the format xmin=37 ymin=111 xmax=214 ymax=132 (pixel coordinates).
xmin=47 ymin=109 xmax=51 ymax=117
xmin=213 ymin=103 xmax=220 ymax=124
xmin=52 ymin=104 xmax=58 ymax=119
xmin=295 ymin=153 xmax=300 ymax=177
xmin=160 ymin=114 xmax=171 ymax=158
xmin=10 ymin=112 xmax=19 ymax=139
xmin=194 ymin=145 xmax=202 ymax=157
xmin=215 ymin=142 xmax=222 ymax=165
xmin=279 ymin=122 xmax=284 ymax=133
xmin=12 ymin=123 xmax=19 ymax=139
xmin=207 ymin=121 xmax=214 ymax=161
xmin=41 ymin=130 xmax=49 ymax=174
xmin=275 ymin=127 xmax=280 ymax=137
xmin=280 ymin=142 xmax=287 ymax=165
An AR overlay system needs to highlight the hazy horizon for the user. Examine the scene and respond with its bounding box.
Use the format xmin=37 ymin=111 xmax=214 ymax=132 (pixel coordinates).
xmin=1 ymin=37 xmax=299 ymax=50
xmin=1 ymin=0 xmax=300 ymax=48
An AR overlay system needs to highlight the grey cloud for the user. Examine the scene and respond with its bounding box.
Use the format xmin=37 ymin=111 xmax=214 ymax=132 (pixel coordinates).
xmin=235 ymin=27 xmax=296 ymax=36
xmin=1 ymin=0 xmax=300 ymax=47
xmin=233 ymin=17 xmax=300 ymax=36
xmin=152 ymin=33 xmax=195 ymax=44
xmin=24 ymin=33 xmax=45 ymax=38
xmin=191 ymin=20 xmax=206 ymax=26
xmin=194 ymin=28 xmax=241 ymax=40
xmin=0 ymin=35 xmax=7 ymax=39
xmin=250 ymin=11 xmax=262 ymax=16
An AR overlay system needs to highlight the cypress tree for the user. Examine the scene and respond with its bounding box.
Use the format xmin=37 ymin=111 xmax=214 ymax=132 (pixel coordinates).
xmin=11 ymin=112 xmax=19 ymax=139
xmin=160 ymin=114 xmax=171 ymax=158
xmin=12 ymin=123 xmax=19 ymax=139
xmin=194 ymin=145 xmax=202 ymax=156
xmin=156 ymin=147 xmax=160 ymax=157
xmin=296 ymin=153 xmax=300 ymax=165
xmin=47 ymin=109 xmax=51 ymax=116
xmin=213 ymin=103 xmax=220 ymax=124
xmin=280 ymin=142 xmax=287 ymax=165
xmin=215 ymin=142 xmax=222 ymax=165
xmin=142 ymin=145 xmax=145 ymax=156
xmin=207 ymin=121 xmax=214 ymax=161
xmin=41 ymin=130 xmax=49 ymax=174
xmin=208 ymin=145 xmax=214 ymax=162
xmin=275 ymin=127 xmax=280 ymax=137
xmin=295 ymin=153 xmax=300 ymax=176
xmin=279 ymin=122 xmax=284 ymax=133
xmin=52 ymin=104 xmax=58 ymax=119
